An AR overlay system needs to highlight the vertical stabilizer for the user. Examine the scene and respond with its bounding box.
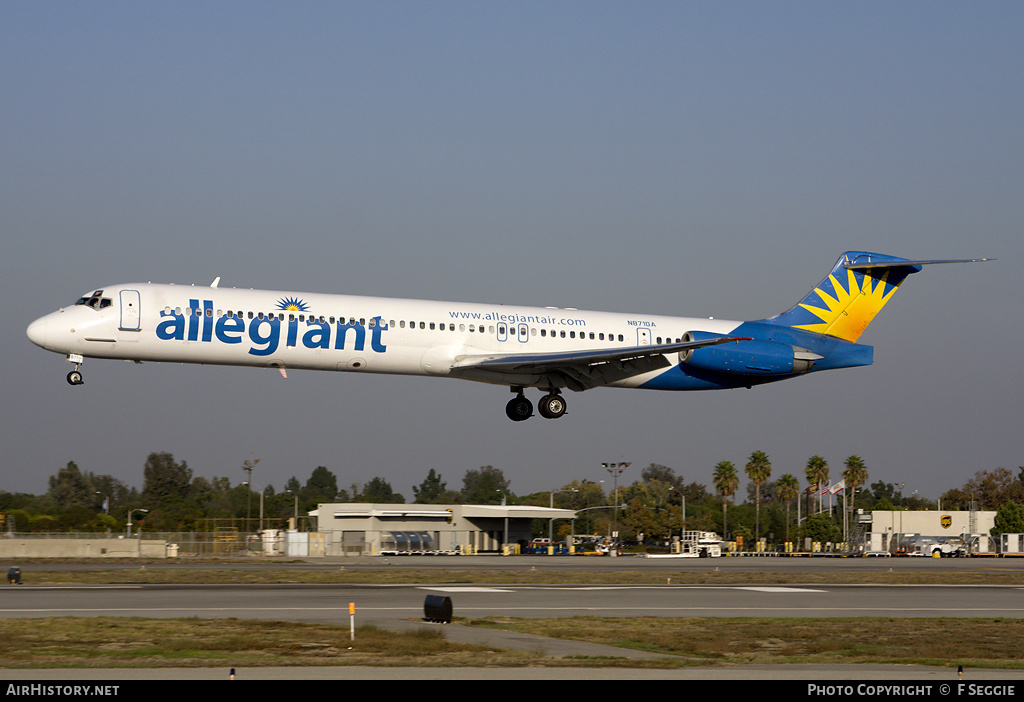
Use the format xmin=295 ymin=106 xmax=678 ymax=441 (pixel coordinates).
xmin=764 ymin=252 xmax=923 ymax=343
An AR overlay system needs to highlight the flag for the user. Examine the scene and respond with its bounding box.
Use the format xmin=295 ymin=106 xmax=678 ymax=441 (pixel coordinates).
xmin=829 ymin=480 xmax=846 ymax=495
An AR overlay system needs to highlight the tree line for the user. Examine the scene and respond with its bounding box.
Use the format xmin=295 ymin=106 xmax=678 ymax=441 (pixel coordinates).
xmin=0 ymin=454 xmax=514 ymax=532
xmin=2 ymin=451 xmax=1022 ymax=539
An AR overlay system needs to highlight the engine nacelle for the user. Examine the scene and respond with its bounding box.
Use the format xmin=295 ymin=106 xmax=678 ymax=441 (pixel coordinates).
xmin=679 ymin=331 xmax=816 ymax=376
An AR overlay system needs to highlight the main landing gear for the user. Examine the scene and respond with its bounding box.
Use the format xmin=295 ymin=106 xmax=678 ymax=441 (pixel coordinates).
xmin=505 ymin=387 xmax=567 ymax=422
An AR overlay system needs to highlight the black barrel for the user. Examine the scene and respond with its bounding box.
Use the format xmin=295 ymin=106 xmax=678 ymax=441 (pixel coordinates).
xmin=423 ymin=595 xmax=452 ymax=623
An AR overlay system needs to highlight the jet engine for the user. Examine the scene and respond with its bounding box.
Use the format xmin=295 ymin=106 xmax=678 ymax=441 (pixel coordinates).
xmin=679 ymin=331 xmax=818 ymax=376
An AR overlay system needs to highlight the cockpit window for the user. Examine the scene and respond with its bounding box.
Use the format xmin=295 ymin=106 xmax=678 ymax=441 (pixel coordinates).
xmin=75 ymin=290 xmax=112 ymax=310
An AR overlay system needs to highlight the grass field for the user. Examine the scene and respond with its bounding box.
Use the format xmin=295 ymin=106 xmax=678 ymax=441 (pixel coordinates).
xmin=0 ymin=615 xmax=1021 ymax=670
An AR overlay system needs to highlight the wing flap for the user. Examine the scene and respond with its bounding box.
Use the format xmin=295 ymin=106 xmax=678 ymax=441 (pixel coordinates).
xmin=449 ymin=335 xmax=750 ymax=390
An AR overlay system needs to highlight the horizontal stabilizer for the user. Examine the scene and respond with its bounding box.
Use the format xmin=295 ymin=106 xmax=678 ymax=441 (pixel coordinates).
xmin=844 ymin=257 xmax=993 ymax=270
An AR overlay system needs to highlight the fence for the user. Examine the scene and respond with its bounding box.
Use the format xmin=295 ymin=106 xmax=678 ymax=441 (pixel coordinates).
xmin=0 ymin=530 xmax=316 ymax=558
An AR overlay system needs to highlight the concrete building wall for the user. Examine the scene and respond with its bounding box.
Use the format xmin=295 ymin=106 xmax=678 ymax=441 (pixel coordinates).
xmin=0 ymin=538 xmax=168 ymax=558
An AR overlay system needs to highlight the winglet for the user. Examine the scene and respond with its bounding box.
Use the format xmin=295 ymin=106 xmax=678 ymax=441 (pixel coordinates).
xmin=211 ymin=277 xmax=221 ymax=288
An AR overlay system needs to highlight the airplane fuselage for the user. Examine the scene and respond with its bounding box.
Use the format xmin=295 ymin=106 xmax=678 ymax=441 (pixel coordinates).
xmin=27 ymin=283 xmax=760 ymax=389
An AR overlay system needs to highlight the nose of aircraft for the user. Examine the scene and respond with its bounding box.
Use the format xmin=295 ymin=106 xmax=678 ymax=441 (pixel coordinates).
xmin=26 ymin=316 xmax=48 ymax=348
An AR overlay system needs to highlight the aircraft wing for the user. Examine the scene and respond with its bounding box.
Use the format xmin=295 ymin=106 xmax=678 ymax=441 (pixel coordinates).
xmin=449 ymin=335 xmax=750 ymax=391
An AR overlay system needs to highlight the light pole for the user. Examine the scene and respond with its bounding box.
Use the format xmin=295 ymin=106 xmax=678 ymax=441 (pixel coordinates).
xmin=672 ymin=487 xmax=687 ymax=538
xmin=502 ymin=491 xmax=508 ymax=553
xmin=602 ymin=461 xmax=630 ymax=542
xmin=126 ymin=508 xmax=148 ymax=537
xmin=242 ymin=457 xmax=260 ymax=530
xmin=286 ymin=490 xmax=299 ymax=529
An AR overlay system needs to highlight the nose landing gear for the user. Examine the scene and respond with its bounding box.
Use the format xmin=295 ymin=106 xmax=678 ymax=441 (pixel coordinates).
xmin=505 ymin=387 xmax=567 ymax=421
xmin=66 ymin=354 xmax=84 ymax=385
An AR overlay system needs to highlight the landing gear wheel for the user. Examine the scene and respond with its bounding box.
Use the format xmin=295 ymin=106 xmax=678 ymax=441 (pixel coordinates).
xmin=505 ymin=395 xmax=533 ymax=422
xmin=538 ymin=393 xmax=567 ymax=419
xmin=66 ymin=371 xmax=84 ymax=386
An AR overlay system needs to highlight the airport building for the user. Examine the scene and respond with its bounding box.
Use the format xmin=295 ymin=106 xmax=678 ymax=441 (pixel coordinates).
xmin=308 ymin=502 xmax=577 ymax=556
xmin=864 ymin=509 xmax=997 ymax=554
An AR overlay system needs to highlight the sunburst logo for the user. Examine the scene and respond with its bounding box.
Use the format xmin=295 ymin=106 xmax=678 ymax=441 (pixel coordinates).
xmin=794 ymin=265 xmax=898 ymax=343
xmin=276 ymin=296 xmax=310 ymax=312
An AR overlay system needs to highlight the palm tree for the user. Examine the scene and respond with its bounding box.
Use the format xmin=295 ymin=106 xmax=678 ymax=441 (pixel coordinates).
xmin=841 ymin=455 xmax=869 ymax=540
xmin=712 ymin=460 xmax=738 ymax=540
xmin=777 ymin=473 xmax=800 ymax=541
xmin=745 ymin=450 xmax=772 ymax=541
xmin=805 ymin=455 xmax=829 ymax=514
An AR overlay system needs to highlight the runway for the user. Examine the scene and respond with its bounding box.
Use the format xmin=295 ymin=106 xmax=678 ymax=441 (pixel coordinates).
xmin=5 ymin=555 xmax=1024 ymax=625
xmin=3 ymin=581 xmax=1024 ymax=624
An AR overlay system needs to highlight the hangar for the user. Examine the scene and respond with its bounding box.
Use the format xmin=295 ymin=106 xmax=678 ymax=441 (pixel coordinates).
xmin=309 ymin=502 xmax=577 ymax=556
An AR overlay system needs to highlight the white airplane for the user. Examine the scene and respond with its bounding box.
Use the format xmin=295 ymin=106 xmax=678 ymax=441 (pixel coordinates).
xmin=27 ymin=251 xmax=988 ymax=421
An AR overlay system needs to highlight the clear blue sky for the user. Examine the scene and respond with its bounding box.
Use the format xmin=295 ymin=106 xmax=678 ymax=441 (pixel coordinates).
xmin=3 ymin=2 xmax=1021 ymax=501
